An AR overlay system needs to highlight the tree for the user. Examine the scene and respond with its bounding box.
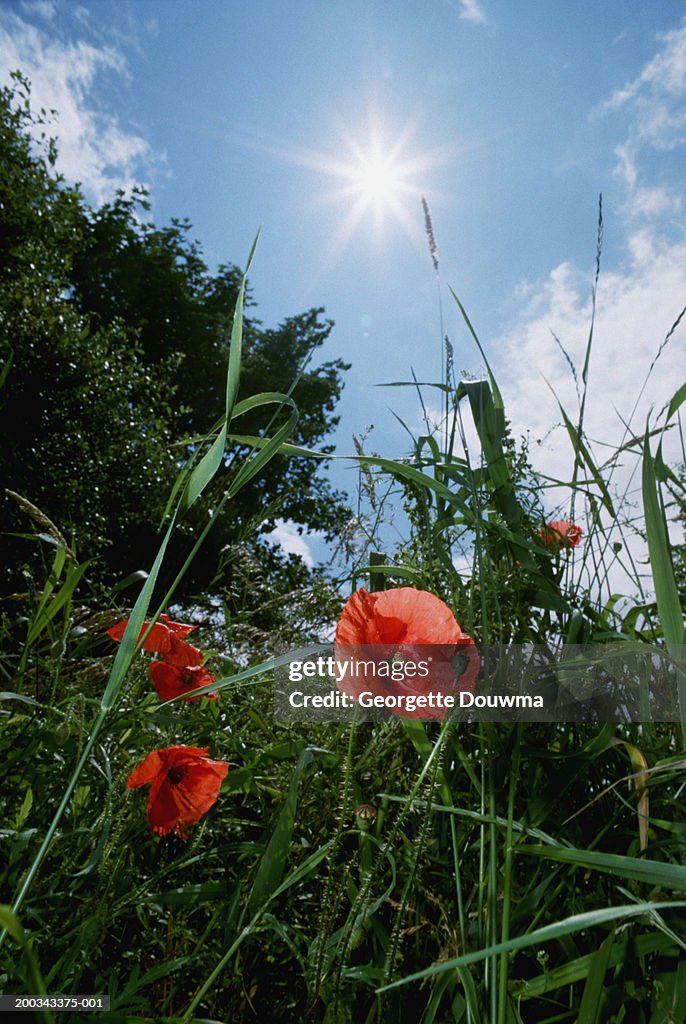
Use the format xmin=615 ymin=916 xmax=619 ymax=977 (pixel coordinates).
xmin=0 ymin=74 xmax=349 ymax=632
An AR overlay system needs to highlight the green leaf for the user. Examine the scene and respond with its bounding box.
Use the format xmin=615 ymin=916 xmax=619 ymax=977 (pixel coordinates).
xmin=146 ymin=884 xmax=227 ymax=906
xmin=12 ymin=787 xmax=33 ymax=831
xmin=667 ymin=380 xmax=686 ymax=421
xmin=112 ymin=570 xmax=149 ymax=592
xmin=0 ymin=691 xmax=40 ymax=707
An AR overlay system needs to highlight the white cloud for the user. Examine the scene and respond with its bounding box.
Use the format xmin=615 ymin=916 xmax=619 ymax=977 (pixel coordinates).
xmin=493 ymin=228 xmax=686 ymax=600
xmin=21 ymin=1 xmax=56 ymax=22
xmin=600 ymin=18 xmax=686 ymax=222
xmin=266 ymin=520 xmax=319 ymax=567
xmin=0 ymin=9 xmax=160 ymax=203
xmin=606 ymin=20 xmax=686 ymax=111
xmin=485 ymin=17 xmax=686 ymax=605
xmin=459 ymin=0 xmax=487 ymax=26
xmin=501 ymin=234 xmax=686 ymax=458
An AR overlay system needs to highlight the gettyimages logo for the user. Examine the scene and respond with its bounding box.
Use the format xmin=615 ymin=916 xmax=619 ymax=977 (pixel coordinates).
xmin=274 ymin=643 xmax=686 ymax=723
xmin=284 ymin=645 xmax=477 ymax=718
xmin=273 ymin=588 xmax=685 ymax=723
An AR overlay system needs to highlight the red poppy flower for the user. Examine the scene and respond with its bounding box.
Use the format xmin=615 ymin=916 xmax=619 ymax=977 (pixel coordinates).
xmin=107 ymin=614 xmax=203 ymax=667
xmin=150 ymin=661 xmax=218 ymax=702
xmin=334 ymin=587 xmax=478 ymax=720
xmin=538 ymin=520 xmax=582 ymax=550
xmin=127 ymin=745 xmax=228 ymax=838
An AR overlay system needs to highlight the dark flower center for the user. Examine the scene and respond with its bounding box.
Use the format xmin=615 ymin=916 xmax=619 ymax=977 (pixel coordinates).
xmin=167 ymin=766 xmax=186 ymax=786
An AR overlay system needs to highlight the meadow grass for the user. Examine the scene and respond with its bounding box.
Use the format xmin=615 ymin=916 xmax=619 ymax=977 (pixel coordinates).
xmin=1 ymin=226 xmax=685 ymax=1024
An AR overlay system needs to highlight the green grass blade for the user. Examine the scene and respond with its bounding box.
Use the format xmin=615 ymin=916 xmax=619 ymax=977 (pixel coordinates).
xmin=0 ymin=905 xmax=25 ymax=945
xmin=181 ymin=232 xmax=258 ymax=510
xmin=512 ymin=931 xmax=673 ymax=999
xmin=26 ymin=560 xmax=90 ymax=645
xmin=248 ymin=747 xmax=319 ymax=913
xmin=231 ymin=390 xmax=297 ymax=417
xmin=519 ymin=844 xmax=686 ymax=889
xmin=666 ymin=380 xmax=686 ymax=421
xmin=100 ymin=514 xmax=178 ymax=711
xmin=183 ymin=839 xmax=335 ymax=1021
xmin=0 ymin=906 xmax=52 ymax=1018
xmin=227 ymin=433 xmax=327 ymax=458
xmin=0 ymin=348 xmax=13 ymax=389
xmin=157 ymin=644 xmax=327 ymax=703
xmin=376 ymin=901 xmax=686 ymax=992
xmin=577 ymin=931 xmax=613 ymax=1023
xmin=449 ymin=285 xmax=505 ymax=419
xmin=556 ymin=399 xmax=615 ymax=517
xmin=642 ymin=427 xmax=685 ymax=646
xmin=30 ymin=545 xmax=66 ymax=632
xmin=227 ymin=401 xmax=299 ymax=498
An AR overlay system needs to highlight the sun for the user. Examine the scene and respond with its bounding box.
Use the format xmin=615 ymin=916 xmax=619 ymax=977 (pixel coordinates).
xmin=351 ymin=154 xmax=405 ymax=205
xmin=333 ymin=126 xmax=418 ymax=220
xmin=317 ymin=118 xmax=448 ymax=258
xmin=246 ymin=111 xmax=451 ymax=265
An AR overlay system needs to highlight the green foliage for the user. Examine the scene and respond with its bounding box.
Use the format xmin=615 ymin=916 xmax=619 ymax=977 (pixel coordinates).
xmin=0 ymin=77 xmax=178 ymax=582
xmin=0 ymin=74 xmax=350 ymax=613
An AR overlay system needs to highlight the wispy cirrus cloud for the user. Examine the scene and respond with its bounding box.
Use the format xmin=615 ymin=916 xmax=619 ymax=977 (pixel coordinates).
xmin=0 ymin=4 xmax=161 ymax=204
xmin=597 ymin=18 xmax=686 ymax=221
xmin=443 ymin=0 xmax=487 ymax=27
xmin=21 ymin=0 xmax=56 ymax=22
xmin=604 ymin=19 xmax=686 ymax=121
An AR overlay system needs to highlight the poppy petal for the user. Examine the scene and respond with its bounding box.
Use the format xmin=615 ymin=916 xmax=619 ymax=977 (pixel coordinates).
xmin=127 ymin=748 xmax=166 ymax=789
xmin=150 ymin=662 xmax=217 ymax=702
xmin=334 ymin=587 xmax=478 ymax=721
xmin=539 ymin=520 xmax=582 ymax=550
xmin=127 ymin=746 xmax=228 ymax=838
xmin=159 ymin=614 xmax=198 ymax=639
xmin=163 ymin=637 xmax=205 ymax=667
xmin=336 ymin=587 xmax=466 ymax=646
xmin=106 ymin=617 xmax=198 ymax=655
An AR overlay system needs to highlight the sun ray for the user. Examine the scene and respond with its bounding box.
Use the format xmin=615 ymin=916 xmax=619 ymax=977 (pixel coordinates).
xmin=232 ymin=112 xmax=454 ymax=273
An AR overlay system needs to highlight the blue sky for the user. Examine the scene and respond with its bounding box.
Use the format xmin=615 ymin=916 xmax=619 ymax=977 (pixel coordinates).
xmin=1 ymin=0 xmax=685 ymax=578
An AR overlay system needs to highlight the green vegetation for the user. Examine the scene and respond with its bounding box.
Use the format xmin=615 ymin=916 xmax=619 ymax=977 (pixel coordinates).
xmin=1 ymin=74 xmax=686 ymax=1024
xmin=0 ymin=72 xmax=349 ymax=638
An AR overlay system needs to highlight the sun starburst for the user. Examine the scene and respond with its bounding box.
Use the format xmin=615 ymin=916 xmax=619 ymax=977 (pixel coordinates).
xmin=236 ymin=111 xmax=451 ymax=270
